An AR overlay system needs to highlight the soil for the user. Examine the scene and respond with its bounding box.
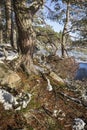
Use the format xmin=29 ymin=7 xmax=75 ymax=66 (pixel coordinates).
xmin=0 ymin=55 xmax=87 ymax=130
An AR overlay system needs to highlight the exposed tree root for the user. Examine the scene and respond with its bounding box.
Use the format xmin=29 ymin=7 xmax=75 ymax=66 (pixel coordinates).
xmin=57 ymin=91 xmax=87 ymax=107
xmin=12 ymin=54 xmax=38 ymax=75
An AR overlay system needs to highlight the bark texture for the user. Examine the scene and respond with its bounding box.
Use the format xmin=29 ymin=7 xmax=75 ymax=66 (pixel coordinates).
xmin=5 ymin=0 xmax=11 ymax=43
xmin=0 ymin=7 xmax=3 ymax=43
xmin=13 ymin=0 xmax=44 ymax=75
xmin=61 ymin=0 xmax=70 ymax=57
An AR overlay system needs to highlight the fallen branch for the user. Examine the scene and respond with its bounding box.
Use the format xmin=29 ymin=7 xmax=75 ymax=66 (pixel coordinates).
xmin=57 ymin=92 xmax=87 ymax=107
xmin=42 ymin=106 xmax=53 ymax=117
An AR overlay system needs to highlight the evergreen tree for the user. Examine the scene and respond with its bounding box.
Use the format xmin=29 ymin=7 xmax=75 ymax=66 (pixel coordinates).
xmin=12 ymin=0 xmax=44 ymax=75
xmin=46 ymin=0 xmax=87 ymax=56
xmin=0 ymin=4 xmax=3 ymax=43
xmin=5 ymin=0 xmax=11 ymax=44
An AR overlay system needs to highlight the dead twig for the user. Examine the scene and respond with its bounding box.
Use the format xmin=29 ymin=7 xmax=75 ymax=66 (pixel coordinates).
xmin=57 ymin=92 xmax=87 ymax=107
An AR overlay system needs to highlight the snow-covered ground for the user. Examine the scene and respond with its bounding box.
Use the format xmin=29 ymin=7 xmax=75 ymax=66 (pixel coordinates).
xmin=0 ymin=88 xmax=32 ymax=110
xmin=56 ymin=47 xmax=87 ymax=63
xmin=0 ymin=44 xmax=18 ymax=62
xmin=72 ymin=118 xmax=86 ymax=130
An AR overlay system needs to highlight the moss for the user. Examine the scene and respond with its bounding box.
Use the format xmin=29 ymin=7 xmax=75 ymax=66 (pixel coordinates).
xmin=47 ymin=118 xmax=65 ymax=130
xmin=26 ymin=125 xmax=34 ymax=130
xmin=29 ymin=97 xmax=40 ymax=108
xmin=20 ymin=92 xmax=41 ymax=114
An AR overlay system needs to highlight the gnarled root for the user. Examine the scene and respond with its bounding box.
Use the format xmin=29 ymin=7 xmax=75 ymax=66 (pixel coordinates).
xmin=14 ymin=54 xmax=38 ymax=75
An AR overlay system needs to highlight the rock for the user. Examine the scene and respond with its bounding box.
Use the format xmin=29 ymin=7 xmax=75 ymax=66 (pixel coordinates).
xmin=0 ymin=89 xmax=18 ymax=110
xmin=0 ymin=88 xmax=32 ymax=110
xmin=49 ymin=72 xmax=65 ymax=86
xmin=0 ymin=63 xmax=11 ymax=79
xmin=0 ymin=63 xmax=21 ymax=88
xmin=1 ymin=72 xmax=21 ymax=88
xmin=72 ymin=118 xmax=86 ymax=130
xmin=16 ymin=92 xmax=32 ymax=109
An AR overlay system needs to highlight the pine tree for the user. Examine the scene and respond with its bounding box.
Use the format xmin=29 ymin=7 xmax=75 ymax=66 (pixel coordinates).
xmin=5 ymin=0 xmax=11 ymax=44
xmin=0 ymin=1 xmax=3 ymax=44
xmin=12 ymin=0 xmax=44 ymax=75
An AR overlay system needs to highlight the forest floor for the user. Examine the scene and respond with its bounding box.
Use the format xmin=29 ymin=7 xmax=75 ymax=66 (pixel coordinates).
xmin=0 ymin=55 xmax=87 ymax=130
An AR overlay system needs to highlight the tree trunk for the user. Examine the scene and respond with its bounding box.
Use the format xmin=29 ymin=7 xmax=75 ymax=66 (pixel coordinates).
xmin=12 ymin=0 xmax=43 ymax=75
xmin=10 ymin=2 xmax=16 ymax=49
xmin=5 ymin=0 xmax=11 ymax=44
xmin=0 ymin=7 xmax=3 ymax=44
xmin=61 ymin=0 xmax=70 ymax=57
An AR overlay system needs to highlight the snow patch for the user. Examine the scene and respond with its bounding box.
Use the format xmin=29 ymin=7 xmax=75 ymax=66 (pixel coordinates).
xmin=6 ymin=53 xmax=18 ymax=60
xmin=72 ymin=118 xmax=86 ymax=130
xmin=53 ymin=110 xmax=58 ymax=117
xmin=46 ymin=78 xmax=53 ymax=91
xmin=0 ymin=89 xmax=18 ymax=110
xmin=0 ymin=88 xmax=31 ymax=110
xmin=81 ymin=90 xmax=87 ymax=101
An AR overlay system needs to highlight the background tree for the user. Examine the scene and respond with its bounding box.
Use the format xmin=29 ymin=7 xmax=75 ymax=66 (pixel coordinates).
xmin=45 ymin=0 xmax=87 ymax=57
xmin=61 ymin=0 xmax=70 ymax=57
xmin=45 ymin=0 xmax=71 ymax=57
xmin=5 ymin=0 xmax=11 ymax=44
xmin=0 ymin=4 xmax=3 ymax=44
xmin=71 ymin=2 xmax=87 ymax=43
xmin=79 ymin=18 xmax=87 ymax=42
xmin=35 ymin=25 xmax=61 ymax=55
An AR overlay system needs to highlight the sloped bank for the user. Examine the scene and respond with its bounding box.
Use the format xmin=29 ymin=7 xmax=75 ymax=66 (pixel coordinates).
xmin=0 ymin=55 xmax=87 ymax=130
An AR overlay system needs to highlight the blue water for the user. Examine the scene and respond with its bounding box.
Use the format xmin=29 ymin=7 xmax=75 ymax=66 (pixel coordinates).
xmin=56 ymin=48 xmax=87 ymax=80
xmin=79 ymin=63 xmax=87 ymax=69
xmin=75 ymin=63 xmax=87 ymax=80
